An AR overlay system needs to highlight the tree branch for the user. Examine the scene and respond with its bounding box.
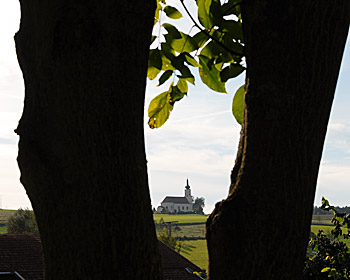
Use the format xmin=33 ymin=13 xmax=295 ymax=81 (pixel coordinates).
xmin=179 ymin=0 xmax=244 ymax=57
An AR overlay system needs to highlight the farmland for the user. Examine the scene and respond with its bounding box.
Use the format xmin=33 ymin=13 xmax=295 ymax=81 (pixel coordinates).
xmin=153 ymin=214 xmax=208 ymax=224
xmin=155 ymin=214 xmax=350 ymax=271
xmin=0 ymin=211 xmax=348 ymax=271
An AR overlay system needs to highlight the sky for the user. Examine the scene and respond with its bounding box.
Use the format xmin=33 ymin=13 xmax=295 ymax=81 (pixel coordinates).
xmin=0 ymin=1 xmax=349 ymax=213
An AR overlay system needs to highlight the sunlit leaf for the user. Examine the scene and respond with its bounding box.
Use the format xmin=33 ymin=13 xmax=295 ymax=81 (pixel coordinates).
xmin=198 ymin=55 xmax=226 ymax=93
xmin=183 ymin=53 xmax=200 ymax=67
xmin=197 ymin=0 xmax=214 ymax=29
xmin=164 ymin=6 xmax=183 ymax=19
xmin=158 ymin=70 xmax=173 ymax=86
xmin=164 ymin=32 xmax=197 ymax=53
xmin=177 ymin=79 xmax=188 ymax=93
xmin=148 ymin=86 xmax=174 ymax=129
xmin=232 ymin=84 xmax=245 ymax=124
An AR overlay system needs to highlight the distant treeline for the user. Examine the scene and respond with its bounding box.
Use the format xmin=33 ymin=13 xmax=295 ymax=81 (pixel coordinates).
xmin=313 ymin=206 xmax=350 ymax=215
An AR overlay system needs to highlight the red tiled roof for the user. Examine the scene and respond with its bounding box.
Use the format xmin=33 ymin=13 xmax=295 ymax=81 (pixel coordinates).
xmin=158 ymin=241 xmax=203 ymax=280
xmin=0 ymin=236 xmax=203 ymax=280
xmin=0 ymin=235 xmax=44 ymax=280
xmin=161 ymin=197 xmax=191 ymax=204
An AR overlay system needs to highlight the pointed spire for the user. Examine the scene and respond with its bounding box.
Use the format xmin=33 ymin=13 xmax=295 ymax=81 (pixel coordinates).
xmin=185 ymin=178 xmax=190 ymax=189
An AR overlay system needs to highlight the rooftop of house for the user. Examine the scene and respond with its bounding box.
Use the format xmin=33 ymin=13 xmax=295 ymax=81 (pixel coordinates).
xmin=158 ymin=241 xmax=203 ymax=280
xmin=0 ymin=235 xmax=203 ymax=280
xmin=0 ymin=235 xmax=44 ymax=280
xmin=161 ymin=197 xmax=192 ymax=204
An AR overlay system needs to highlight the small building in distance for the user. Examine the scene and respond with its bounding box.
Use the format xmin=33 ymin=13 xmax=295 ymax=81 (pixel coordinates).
xmin=158 ymin=179 xmax=194 ymax=214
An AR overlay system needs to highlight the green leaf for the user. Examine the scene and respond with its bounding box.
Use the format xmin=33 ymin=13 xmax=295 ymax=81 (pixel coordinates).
xmin=192 ymin=31 xmax=210 ymax=48
xmin=177 ymin=74 xmax=195 ymax=85
xmin=232 ymin=84 xmax=245 ymax=124
xmin=218 ymin=20 xmax=243 ymax=41
xmin=164 ymin=6 xmax=183 ymax=19
xmin=321 ymin=267 xmax=331 ymax=273
xmin=198 ymin=55 xmax=226 ymax=93
xmin=197 ymin=0 xmax=214 ymax=29
xmin=162 ymin=23 xmax=182 ymax=39
xmin=210 ymin=0 xmax=223 ymax=21
xmin=148 ymin=86 xmax=174 ymax=129
xmin=221 ymin=0 xmax=241 ymax=17
xmin=177 ymin=79 xmax=188 ymax=93
xmin=183 ymin=53 xmax=200 ymax=67
xmin=147 ymin=49 xmax=162 ymax=80
xmin=164 ymin=32 xmax=198 ymax=53
xmin=178 ymin=65 xmax=194 ymax=80
xmin=160 ymin=45 xmax=176 ymax=71
xmin=220 ymin=63 xmax=245 ymax=82
xmin=172 ymin=54 xmax=186 ymax=70
xmin=158 ymin=70 xmax=173 ymax=86
xmin=171 ymin=85 xmax=186 ymax=103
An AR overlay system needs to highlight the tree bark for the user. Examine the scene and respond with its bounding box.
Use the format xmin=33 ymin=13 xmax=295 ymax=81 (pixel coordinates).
xmin=15 ymin=1 xmax=162 ymax=279
xmin=206 ymin=1 xmax=350 ymax=279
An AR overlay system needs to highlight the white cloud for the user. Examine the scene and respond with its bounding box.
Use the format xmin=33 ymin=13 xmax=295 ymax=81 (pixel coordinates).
xmin=315 ymin=162 xmax=350 ymax=206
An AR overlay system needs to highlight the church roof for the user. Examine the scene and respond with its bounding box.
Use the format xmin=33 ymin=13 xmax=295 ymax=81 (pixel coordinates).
xmin=161 ymin=197 xmax=191 ymax=204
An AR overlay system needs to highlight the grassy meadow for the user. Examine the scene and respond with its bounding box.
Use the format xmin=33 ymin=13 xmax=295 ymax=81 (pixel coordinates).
xmin=0 ymin=211 xmax=348 ymax=271
xmin=153 ymin=214 xmax=208 ymax=224
xmin=154 ymin=214 xmax=350 ymax=271
xmin=180 ymin=240 xmax=208 ymax=271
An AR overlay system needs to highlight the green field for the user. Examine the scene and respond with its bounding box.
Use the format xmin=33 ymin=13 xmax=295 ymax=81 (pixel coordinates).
xmin=311 ymin=215 xmax=333 ymax=225
xmin=310 ymin=224 xmax=350 ymax=247
xmin=180 ymin=240 xmax=208 ymax=271
xmin=153 ymin=214 xmax=208 ymax=224
xmin=154 ymin=215 xmax=350 ymax=270
xmin=156 ymin=224 xmax=205 ymax=238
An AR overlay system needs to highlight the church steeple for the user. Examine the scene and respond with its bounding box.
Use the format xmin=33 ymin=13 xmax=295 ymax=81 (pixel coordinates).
xmin=185 ymin=178 xmax=190 ymax=190
xmin=184 ymin=178 xmax=193 ymax=203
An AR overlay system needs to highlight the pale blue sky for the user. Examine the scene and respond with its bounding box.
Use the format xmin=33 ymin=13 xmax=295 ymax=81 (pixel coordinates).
xmin=0 ymin=0 xmax=349 ymax=213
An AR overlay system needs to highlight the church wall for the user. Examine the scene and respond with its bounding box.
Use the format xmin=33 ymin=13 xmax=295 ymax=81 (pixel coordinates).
xmin=160 ymin=202 xmax=193 ymax=213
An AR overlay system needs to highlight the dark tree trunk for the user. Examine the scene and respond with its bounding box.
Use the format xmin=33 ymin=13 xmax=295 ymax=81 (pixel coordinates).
xmin=15 ymin=1 xmax=162 ymax=279
xmin=206 ymin=1 xmax=350 ymax=279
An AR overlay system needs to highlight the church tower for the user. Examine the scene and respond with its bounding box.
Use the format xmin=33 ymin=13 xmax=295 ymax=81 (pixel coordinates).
xmin=184 ymin=178 xmax=193 ymax=204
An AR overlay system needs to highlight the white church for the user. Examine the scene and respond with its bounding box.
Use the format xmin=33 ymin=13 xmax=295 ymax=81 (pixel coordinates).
xmin=157 ymin=179 xmax=194 ymax=213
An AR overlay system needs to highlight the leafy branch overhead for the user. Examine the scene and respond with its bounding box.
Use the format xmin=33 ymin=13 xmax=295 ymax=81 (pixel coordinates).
xmin=147 ymin=0 xmax=246 ymax=128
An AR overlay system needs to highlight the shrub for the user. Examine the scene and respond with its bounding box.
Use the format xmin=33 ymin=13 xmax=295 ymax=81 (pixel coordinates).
xmin=7 ymin=208 xmax=39 ymax=236
xmin=304 ymin=198 xmax=350 ymax=279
